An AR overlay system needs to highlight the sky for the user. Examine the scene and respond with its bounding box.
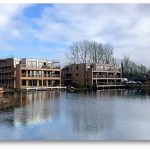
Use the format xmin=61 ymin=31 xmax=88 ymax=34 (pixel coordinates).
xmin=0 ymin=3 xmax=150 ymax=67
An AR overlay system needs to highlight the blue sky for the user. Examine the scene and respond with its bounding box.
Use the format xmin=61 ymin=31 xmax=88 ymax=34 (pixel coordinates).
xmin=1 ymin=4 xmax=150 ymax=66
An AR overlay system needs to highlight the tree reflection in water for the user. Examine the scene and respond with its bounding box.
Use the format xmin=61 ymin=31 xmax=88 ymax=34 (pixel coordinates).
xmin=0 ymin=89 xmax=149 ymax=140
xmin=65 ymin=89 xmax=150 ymax=137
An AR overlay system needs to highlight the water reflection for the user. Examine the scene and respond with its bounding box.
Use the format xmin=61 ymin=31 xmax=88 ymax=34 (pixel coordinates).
xmin=65 ymin=91 xmax=115 ymax=137
xmin=0 ymin=91 xmax=61 ymax=127
xmin=65 ymin=89 xmax=150 ymax=138
xmin=0 ymin=89 xmax=150 ymax=140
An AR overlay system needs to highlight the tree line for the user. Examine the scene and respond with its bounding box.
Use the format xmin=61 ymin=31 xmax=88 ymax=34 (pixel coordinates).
xmin=67 ymin=40 xmax=149 ymax=82
xmin=121 ymin=56 xmax=149 ymax=82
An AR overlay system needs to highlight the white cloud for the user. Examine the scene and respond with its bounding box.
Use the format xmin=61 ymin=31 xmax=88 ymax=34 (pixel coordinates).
xmin=0 ymin=4 xmax=27 ymax=29
xmin=0 ymin=4 xmax=150 ymax=67
xmin=26 ymin=4 xmax=150 ymax=66
xmin=0 ymin=4 xmax=29 ymax=45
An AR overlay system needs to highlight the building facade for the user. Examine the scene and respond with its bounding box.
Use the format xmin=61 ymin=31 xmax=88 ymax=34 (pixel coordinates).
xmin=0 ymin=57 xmax=61 ymax=90
xmin=62 ymin=63 xmax=123 ymax=88
xmin=62 ymin=63 xmax=89 ymax=86
xmin=0 ymin=58 xmax=20 ymax=89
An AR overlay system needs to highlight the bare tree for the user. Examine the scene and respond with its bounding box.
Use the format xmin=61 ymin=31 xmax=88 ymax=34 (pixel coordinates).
xmin=68 ymin=41 xmax=91 ymax=64
xmin=89 ymin=41 xmax=104 ymax=63
xmin=111 ymin=57 xmax=121 ymax=69
xmin=102 ymin=44 xmax=113 ymax=64
xmin=121 ymin=55 xmax=149 ymax=81
xmin=67 ymin=40 xmax=114 ymax=64
xmin=67 ymin=40 xmax=150 ymax=82
xmin=68 ymin=42 xmax=80 ymax=64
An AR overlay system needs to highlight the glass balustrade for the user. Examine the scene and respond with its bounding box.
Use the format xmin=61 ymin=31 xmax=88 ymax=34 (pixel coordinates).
xmin=21 ymin=74 xmax=60 ymax=78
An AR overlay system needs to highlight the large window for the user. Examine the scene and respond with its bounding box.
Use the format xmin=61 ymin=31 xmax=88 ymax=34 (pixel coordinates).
xmin=28 ymin=80 xmax=37 ymax=86
xmin=38 ymin=62 xmax=43 ymax=68
xmin=43 ymin=80 xmax=47 ymax=86
xmin=104 ymin=66 xmax=111 ymax=71
xmin=22 ymin=80 xmax=26 ymax=86
xmin=22 ymin=70 xmax=26 ymax=76
xmin=39 ymin=80 xmax=42 ymax=86
xmin=28 ymin=80 xmax=32 ymax=86
xmin=33 ymin=80 xmax=37 ymax=86
xmin=27 ymin=61 xmax=37 ymax=68
xmin=48 ymin=80 xmax=52 ymax=86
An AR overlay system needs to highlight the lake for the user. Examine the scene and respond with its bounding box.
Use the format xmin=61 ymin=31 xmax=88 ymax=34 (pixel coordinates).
xmin=0 ymin=89 xmax=150 ymax=140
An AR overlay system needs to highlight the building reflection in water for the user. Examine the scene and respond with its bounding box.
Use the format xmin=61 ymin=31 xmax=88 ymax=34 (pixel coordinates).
xmin=0 ymin=89 xmax=149 ymax=135
xmin=66 ymin=89 xmax=149 ymax=136
xmin=0 ymin=91 xmax=61 ymax=127
xmin=65 ymin=90 xmax=117 ymax=136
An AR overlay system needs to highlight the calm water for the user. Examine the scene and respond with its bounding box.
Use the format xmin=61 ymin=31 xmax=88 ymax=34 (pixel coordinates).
xmin=0 ymin=89 xmax=150 ymax=140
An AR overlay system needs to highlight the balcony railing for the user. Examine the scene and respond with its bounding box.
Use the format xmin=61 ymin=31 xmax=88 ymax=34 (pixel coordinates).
xmin=96 ymin=82 xmax=107 ymax=85
xmin=93 ymin=75 xmax=107 ymax=78
xmin=108 ymin=75 xmax=121 ymax=78
xmin=20 ymin=64 xmax=60 ymax=69
xmin=93 ymin=75 xmax=121 ymax=78
xmin=21 ymin=74 xmax=60 ymax=78
xmin=92 ymin=68 xmax=121 ymax=72
xmin=96 ymin=82 xmax=122 ymax=85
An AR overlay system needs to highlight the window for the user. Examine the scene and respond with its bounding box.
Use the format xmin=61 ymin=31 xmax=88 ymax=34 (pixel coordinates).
xmin=76 ymin=73 xmax=78 ymax=77
xmin=29 ymin=80 xmax=32 ymax=86
xmin=33 ymin=80 xmax=37 ymax=86
xmin=39 ymin=80 xmax=42 ymax=86
xmin=22 ymin=80 xmax=26 ymax=86
xmin=48 ymin=80 xmax=52 ymax=86
xmin=28 ymin=80 xmax=37 ymax=86
xmin=76 ymin=66 xmax=78 ymax=70
xmin=43 ymin=80 xmax=47 ymax=86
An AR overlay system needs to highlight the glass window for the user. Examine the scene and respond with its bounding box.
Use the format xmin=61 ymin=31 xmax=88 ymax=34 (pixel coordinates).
xmin=22 ymin=80 xmax=26 ymax=86
xmin=39 ymin=80 xmax=42 ymax=86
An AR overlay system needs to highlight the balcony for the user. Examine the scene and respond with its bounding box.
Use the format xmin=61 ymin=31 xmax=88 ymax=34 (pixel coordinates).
xmin=21 ymin=74 xmax=60 ymax=78
xmin=93 ymin=68 xmax=121 ymax=72
xmin=108 ymin=75 xmax=121 ymax=78
xmin=93 ymin=75 xmax=107 ymax=78
xmin=93 ymin=75 xmax=121 ymax=79
xmin=20 ymin=64 xmax=60 ymax=70
xmin=96 ymin=82 xmax=122 ymax=85
xmin=97 ymin=82 xmax=108 ymax=85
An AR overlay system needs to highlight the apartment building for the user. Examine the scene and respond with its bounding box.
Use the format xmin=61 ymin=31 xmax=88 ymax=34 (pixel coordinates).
xmin=62 ymin=63 xmax=123 ymax=88
xmin=0 ymin=57 xmax=61 ymax=90
xmin=0 ymin=58 xmax=20 ymax=89
xmin=87 ymin=63 xmax=122 ymax=87
xmin=62 ymin=63 xmax=92 ymax=86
